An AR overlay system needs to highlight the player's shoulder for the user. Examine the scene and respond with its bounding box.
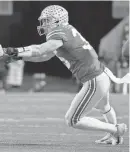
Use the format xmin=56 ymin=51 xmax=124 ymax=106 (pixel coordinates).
xmin=46 ymin=24 xmax=73 ymax=42
xmin=46 ymin=26 xmax=65 ymax=40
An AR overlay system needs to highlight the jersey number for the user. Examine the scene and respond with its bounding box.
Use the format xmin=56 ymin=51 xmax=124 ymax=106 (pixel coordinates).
xmin=71 ymin=28 xmax=92 ymax=50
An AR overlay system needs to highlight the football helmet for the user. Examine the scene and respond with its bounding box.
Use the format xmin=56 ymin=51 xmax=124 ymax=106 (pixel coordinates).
xmin=37 ymin=5 xmax=69 ymax=35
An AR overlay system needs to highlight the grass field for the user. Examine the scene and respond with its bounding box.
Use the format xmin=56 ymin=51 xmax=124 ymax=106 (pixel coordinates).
xmin=0 ymin=92 xmax=129 ymax=152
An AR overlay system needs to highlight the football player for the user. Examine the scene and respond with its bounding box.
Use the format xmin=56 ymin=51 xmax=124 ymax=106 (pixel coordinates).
xmin=1 ymin=5 xmax=129 ymax=145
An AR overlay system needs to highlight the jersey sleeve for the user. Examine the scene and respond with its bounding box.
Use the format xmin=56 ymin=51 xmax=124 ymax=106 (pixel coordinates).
xmin=46 ymin=28 xmax=68 ymax=43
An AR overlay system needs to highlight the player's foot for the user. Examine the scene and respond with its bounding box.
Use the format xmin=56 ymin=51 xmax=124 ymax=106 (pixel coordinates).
xmin=95 ymin=136 xmax=123 ymax=145
xmin=95 ymin=133 xmax=111 ymax=144
xmin=111 ymin=123 xmax=127 ymax=145
xmin=95 ymin=124 xmax=127 ymax=145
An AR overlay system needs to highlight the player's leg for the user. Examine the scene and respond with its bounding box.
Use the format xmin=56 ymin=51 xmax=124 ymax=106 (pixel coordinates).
xmin=87 ymin=73 xmax=127 ymax=144
xmin=94 ymin=91 xmax=118 ymax=144
xmin=99 ymin=92 xmax=117 ymax=124
xmin=65 ymin=72 xmax=127 ymax=144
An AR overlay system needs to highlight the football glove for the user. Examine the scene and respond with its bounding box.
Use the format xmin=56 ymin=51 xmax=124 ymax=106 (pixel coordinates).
xmin=4 ymin=47 xmax=18 ymax=57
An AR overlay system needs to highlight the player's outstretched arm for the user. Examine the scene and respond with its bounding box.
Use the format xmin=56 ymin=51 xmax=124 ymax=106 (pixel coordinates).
xmin=23 ymin=52 xmax=55 ymax=62
xmin=5 ymin=39 xmax=63 ymax=58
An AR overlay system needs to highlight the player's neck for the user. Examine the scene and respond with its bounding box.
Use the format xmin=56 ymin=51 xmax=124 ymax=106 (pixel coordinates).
xmin=46 ymin=26 xmax=56 ymax=35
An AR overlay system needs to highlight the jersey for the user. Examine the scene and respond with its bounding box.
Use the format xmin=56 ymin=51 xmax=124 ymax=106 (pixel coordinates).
xmin=46 ymin=24 xmax=105 ymax=83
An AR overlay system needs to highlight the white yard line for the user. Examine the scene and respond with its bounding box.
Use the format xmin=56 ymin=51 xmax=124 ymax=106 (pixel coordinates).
xmin=0 ymin=115 xmax=128 ymax=123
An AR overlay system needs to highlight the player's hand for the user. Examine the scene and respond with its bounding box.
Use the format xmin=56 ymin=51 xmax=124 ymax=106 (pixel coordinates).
xmin=5 ymin=47 xmax=18 ymax=57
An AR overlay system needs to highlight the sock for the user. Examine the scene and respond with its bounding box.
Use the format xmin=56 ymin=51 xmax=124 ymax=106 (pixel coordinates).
xmin=103 ymin=107 xmax=117 ymax=125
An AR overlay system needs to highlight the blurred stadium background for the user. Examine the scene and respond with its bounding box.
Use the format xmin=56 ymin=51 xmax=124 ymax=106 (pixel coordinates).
xmin=0 ymin=1 xmax=129 ymax=152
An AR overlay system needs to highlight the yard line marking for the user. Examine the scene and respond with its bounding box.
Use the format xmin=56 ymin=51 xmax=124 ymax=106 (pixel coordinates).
xmin=0 ymin=115 xmax=128 ymax=122
xmin=0 ymin=132 xmax=128 ymax=137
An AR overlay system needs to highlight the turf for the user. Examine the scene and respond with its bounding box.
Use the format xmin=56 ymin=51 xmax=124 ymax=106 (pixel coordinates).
xmin=0 ymin=92 xmax=129 ymax=152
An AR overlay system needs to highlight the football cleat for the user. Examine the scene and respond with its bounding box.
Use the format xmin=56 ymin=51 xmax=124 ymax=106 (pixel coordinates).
xmin=95 ymin=133 xmax=111 ymax=144
xmin=111 ymin=123 xmax=128 ymax=145
xmin=95 ymin=136 xmax=123 ymax=145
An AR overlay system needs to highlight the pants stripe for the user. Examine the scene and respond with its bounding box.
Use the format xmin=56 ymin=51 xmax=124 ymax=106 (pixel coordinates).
xmin=70 ymin=80 xmax=91 ymax=126
xmin=71 ymin=78 xmax=96 ymax=125
xmin=77 ymin=78 xmax=96 ymax=121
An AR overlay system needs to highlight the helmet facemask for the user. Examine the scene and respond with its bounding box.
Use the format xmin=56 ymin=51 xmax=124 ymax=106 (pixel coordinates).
xmin=37 ymin=16 xmax=59 ymax=36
